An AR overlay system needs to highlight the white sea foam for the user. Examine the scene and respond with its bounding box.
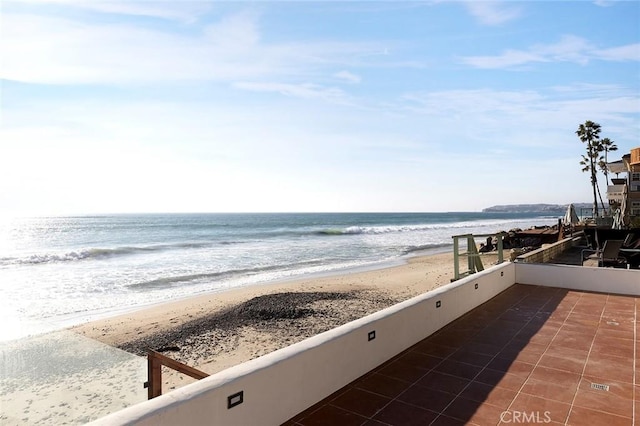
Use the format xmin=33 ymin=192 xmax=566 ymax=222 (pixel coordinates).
xmin=0 ymin=213 xmax=560 ymax=336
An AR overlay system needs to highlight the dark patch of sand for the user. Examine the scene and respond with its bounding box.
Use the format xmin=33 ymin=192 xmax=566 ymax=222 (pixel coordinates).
xmin=118 ymin=290 xmax=400 ymax=367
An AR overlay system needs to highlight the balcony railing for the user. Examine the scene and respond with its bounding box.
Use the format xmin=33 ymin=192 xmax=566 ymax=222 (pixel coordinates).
xmin=607 ymin=184 xmax=625 ymax=200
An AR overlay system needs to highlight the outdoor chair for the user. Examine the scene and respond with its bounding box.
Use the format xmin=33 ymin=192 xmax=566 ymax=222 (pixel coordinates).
xmin=583 ymin=240 xmax=626 ymax=268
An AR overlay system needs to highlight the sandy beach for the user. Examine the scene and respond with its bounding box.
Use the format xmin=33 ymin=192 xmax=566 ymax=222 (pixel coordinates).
xmin=72 ymin=250 xmax=501 ymax=393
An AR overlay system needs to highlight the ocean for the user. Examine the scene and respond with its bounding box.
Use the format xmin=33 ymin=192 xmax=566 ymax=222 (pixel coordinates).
xmin=0 ymin=212 xmax=559 ymax=341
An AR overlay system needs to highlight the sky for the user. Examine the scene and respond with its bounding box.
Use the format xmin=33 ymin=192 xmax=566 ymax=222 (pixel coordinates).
xmin=1 ymin=1 xmax=639 ymax=215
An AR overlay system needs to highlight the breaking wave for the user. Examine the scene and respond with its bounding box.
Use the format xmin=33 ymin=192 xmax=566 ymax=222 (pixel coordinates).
xmin=0 ymin=241 xmax=227 ymax=266
xmin=315 ymin=217 xmax=547 ymax=237
xmin=127 ymin=259 xmax=327 ymax=290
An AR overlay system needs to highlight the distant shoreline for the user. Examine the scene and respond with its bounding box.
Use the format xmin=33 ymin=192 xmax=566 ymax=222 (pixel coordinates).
xmin=483 ymin=203 xmax=590 ymax=214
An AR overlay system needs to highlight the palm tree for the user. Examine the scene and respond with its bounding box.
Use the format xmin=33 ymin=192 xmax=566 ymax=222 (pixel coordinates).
xmin=576 ymin=121 xmax=603 ymax=218
xmin=598 ymin=137 xmax=618 ymax=186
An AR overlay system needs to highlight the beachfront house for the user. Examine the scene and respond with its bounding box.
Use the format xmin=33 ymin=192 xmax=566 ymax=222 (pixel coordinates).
xmin=607 ymin=146 xmax=640 ymax=227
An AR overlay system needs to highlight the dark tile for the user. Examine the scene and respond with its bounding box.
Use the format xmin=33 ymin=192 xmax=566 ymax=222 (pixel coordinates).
xmin=442 ymin=397 xmax=505 ymax=425
xmin=448 ymin=348 xmax=494 ymax=367
xmin=412 ymin=341 xmax=458 ymax=359
xmin=514 ymin=328 xmax=555 ymax=346
xmin=415 ymin=371 xmax=470 ymax=395
xmin=287 ymin=388 xmax=346 ymax=424
xmin=398 ymin=351 xmax=444 ymax=370
xmin=297 ymin=404 xmax=368 ymax=426
xmin=429 ymin=331 xmax=471 ymax=348
xmin=498 ymin=342 xmax=547 ymax=364
xmin=486 ymin=358 xmax=535 ymax=377
xmin=331 ymin=388 xmax=391 ymax=418
xmin=475 ymin=368 xmax=528 ymax=391
xmin=463 ymin=341 xmax=504 ymax=357
xmin=355 ymin=373 xmax=410 ymax=398
xmin=377 ymin=359 xmax=430 ymax=383
xmin=372 ymin=400 xmax=438 ymax=426
xmin=398 ymin=384 xmax=457 ymax=413
xmin=428 ymin=414 xmax=469 ymax=425
xmin=459 ymin=381 xmax=517 ymax=409
xmin=361 ymin=420 xmax=389 ymax=426
xmin=433 ymin=359 xmax=483 ymax=381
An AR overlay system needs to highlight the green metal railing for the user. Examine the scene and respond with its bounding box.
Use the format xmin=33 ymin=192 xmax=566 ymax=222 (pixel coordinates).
xmin=452 ymin=233 xmax=506 ymax=281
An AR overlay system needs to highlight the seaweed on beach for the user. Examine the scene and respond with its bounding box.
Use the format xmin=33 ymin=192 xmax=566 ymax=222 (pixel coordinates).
xmin=117 ymin=291 xmax=369 ymax=356
xmin=226 ymin=291 xmax=352 ymax=321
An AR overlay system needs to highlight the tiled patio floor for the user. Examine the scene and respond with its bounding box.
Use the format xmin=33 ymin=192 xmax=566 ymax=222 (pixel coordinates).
xmin=283 ymin=284 xmax=638 ymax=425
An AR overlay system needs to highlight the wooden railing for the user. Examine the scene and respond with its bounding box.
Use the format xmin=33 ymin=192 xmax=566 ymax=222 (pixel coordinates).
xmin=451 ymin=233 xmax=505 ymax=281
xmin=145 ymin=349 xmax=210 ymax=399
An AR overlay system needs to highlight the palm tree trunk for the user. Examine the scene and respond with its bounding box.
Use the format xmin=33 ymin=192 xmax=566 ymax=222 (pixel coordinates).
xmin=590 ymin=158 xmax=599 ymax=217
xmin=596 ymin=183 xmax=606 ymax=215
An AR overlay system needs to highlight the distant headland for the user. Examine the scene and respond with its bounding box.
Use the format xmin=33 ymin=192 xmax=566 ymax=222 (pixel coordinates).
xmin=482 ymin=203 xmax=591 ymax=214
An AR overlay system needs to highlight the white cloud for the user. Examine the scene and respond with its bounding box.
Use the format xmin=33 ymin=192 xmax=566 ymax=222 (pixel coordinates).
xmin=0 ymin=12 xmax=274 ymax=84
xmin=460 ymin=35 xmax=638 ymax=69
xmin=399 ymin=86 xmax=638 ymax=152
xmin=203 ymin=10 xmax=261 ymax=49
xmin=594 ymin=43 xmax=640 ymax=61
xmin=334 ymin=70 xmax=361 ymax=84
xmin=0 ymin=2 xmax=637 ymax=214
xmin=2 ymin=83 xmax=636 ymax=214
xmin=593 ymin=0 xmax=616 ymax=7
xmin=0 ymin=11 xmax=382 ymax=86
xmin=233 ymin=81 xmax=353 ymax=104
xmin=464 ymin=1 xmax=523 ymax=26
xmin=534 ymin=35 xmax=593 ymax=64
xmin=460 ymin=49 xmax=545 ymax=69
xmin=4 ymin=0 xmax=210 ymax=23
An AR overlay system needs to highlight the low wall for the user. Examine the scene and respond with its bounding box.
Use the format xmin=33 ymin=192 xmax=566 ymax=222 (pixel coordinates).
xmin=515 ymin=235 xmax=581 ymax=264
xmin=91 ymin=262 xmax=516 ymax=426
xmin=516 ymin=263 xmax=640 ymax=296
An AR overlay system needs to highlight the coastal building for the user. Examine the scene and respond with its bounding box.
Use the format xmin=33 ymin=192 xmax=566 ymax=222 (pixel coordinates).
xmin=607 ymin=146 xmax=640 ymax=226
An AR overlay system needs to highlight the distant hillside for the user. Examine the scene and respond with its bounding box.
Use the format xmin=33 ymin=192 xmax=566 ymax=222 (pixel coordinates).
xmin=483 ymin=203 xmax=592 ymax=213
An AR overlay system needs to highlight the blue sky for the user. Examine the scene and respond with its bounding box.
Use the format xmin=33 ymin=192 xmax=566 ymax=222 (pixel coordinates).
xmin=1 ymin=1 xmax=639 ymax=215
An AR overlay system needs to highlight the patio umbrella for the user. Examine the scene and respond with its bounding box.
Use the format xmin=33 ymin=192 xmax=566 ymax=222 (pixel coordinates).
xmin=621 ymin=185 xmax=629 ymax=227
xmin=563 ymin=204 xmax=579 ymax=226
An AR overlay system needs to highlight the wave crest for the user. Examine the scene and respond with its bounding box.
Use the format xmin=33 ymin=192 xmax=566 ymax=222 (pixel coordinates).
xmin=0 ymin=241 xmax=222 ymax=266
xmin=314 ymin=217 xmax=548 ymax=237
xmin=128 ymin=259 xmax=326 ymax=290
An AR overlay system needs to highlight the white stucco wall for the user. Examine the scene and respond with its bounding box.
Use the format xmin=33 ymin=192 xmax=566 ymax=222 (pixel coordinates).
xmin=90 ymin=262 xmax=516 ymax=426
xmin=516 ymin=263 xmax=640 ymax=296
